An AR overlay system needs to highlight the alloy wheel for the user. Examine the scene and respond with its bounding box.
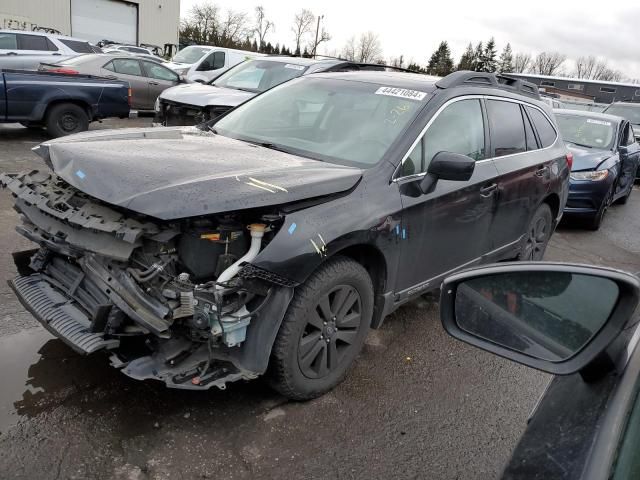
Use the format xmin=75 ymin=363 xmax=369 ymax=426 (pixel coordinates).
xmin=523 ymin=216 xmax=549 ymax=261
xmin=297 ymin=285 xmax=362 ymax=379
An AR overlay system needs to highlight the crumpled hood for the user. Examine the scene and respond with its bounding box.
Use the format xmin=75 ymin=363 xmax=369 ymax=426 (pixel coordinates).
xmin=160 ymin=83 xmax=255 ymax=108
xmin=565 ymin=143 xmax=612 ymax=171
xmin=37 ymin=127 xmax=362 ymax=220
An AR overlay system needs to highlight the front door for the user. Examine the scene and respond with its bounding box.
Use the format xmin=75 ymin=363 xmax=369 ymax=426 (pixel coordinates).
xmin=615 ymin=122 xmax=640 ymax=198
xmin=141 ymin=60 xmax=180 ymax=110
xmin=396 ymin=97 xmax=500 ymax=297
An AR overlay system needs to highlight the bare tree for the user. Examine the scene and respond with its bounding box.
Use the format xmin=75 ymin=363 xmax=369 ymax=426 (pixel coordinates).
xmin=530 ymin=52 xmax=566 ymax=76
xmin=575 ymin=55 xmax=597 ymax=79
xmin=181 ymin=3 xmax=220 ymax=44
xmin=341 ymin=36 xmax=356 ymax=61
xmin=356 ymin=31 xmax=383 ymax=63
xmin=291 ymin=9 xmax=315 ymax=54
xmin=574 ymin=56 xmax=623 ymax=82
xmin=512 ymin=53 xmax=531 ymax=73
xmin=217 ymin=9 xmax=250 ymax=47
xmin=309 ymin=27 xmax=331 ymax=57
xmin=254 ymin=6 xmax=274 ymax=50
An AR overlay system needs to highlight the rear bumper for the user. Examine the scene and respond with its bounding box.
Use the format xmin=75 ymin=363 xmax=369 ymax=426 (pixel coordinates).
xmin=8 ymin=274 xmax=119 ymax=355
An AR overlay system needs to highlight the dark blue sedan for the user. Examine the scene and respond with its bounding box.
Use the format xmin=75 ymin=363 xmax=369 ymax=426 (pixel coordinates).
xmin=555 ymin=110 xmax=639 ymax=229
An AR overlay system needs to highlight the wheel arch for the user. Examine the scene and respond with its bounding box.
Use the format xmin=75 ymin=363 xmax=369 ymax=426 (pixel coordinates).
xmin=542 ymin=192 xmax=561 ymax=223
xmin=44 ymin=99 xmax=93 ymax=122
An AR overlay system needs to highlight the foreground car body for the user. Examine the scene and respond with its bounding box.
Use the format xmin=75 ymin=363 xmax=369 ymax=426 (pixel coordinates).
xmin=441 ymin=262 xmax=640 ymax=479
xmin=555 ymin=110 xmax=639 ymax=229
xmin=3 ymin=71 xmax=569 ymax=399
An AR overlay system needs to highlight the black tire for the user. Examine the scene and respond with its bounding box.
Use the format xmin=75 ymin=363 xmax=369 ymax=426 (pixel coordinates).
xmin=588 ymin=187 xmax=614 ymax=230
xmin=45 ymin=103 xmax=89 ymax=138
xmin=268 ymin=257 xmax=373 ymax=400
xmin=517 ymin=204 xmax=553 ymax=261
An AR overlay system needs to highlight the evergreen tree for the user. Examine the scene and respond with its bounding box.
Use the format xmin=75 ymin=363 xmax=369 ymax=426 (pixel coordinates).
xmin=498 ymin=43 xmax=514 ymax=73
xmin=302 ymin=46 xmax=310 ymax=58
xmin=457 ymin=42 xmax=475 ymax=71
xmin=482 ymin=37 xmax=498 ymax=72
xmin=251 ymin=39 xmax=258 ymax=52
xmin=294 ymin=45 xmax=301 ymax=57
xmin=274 ymin=43 xmax=280 ymax=55
xmin=426 ymin=41 xmax=454 ymax=77
xmin=472 ymin=42 xmax=484 ymax=71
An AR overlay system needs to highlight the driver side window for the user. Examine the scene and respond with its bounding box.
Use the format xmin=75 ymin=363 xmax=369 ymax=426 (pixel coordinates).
xmin=401 ymin=99 xmax=486 ymax=177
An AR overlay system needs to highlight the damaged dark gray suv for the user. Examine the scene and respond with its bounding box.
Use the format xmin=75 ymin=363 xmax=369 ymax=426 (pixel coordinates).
xmin=2 ymin=71 xmax=570 ymax=400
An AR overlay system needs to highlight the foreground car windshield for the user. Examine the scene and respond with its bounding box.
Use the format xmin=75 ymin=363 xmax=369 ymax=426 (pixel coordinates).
xmin=604 ymin=104 xmax=640 ymax=124
xmin=212 ymin=59 xmax=307 ymax=92
xmin=172 ymin=46 xmax=210 ymax=64
xmin=556 ymin=114 xmax=615 ymax=149
xmin=215 ymin=77 xmax=427 ymax=167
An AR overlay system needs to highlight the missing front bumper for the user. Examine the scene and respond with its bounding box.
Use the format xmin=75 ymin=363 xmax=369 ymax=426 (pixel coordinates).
xmin=9 ymin=274 xmax=120 ymax=355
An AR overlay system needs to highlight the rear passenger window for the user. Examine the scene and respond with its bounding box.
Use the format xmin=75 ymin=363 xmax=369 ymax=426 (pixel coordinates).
xmin=523 ymin=107 xmax=539 ymax=150
xmin=17 ymin=34 xmax=53 ymax=51
xmin=487 ymin=100 xmax=526 ymax=157
xmin=111 ymin=59 xmax=143 ymax=76
xmin=527 ymin=107 xmax=557 ymax=147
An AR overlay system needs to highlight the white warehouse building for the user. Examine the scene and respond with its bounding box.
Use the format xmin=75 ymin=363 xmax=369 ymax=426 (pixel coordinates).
xmin=0 ymin=0 xmax=180 ymax=49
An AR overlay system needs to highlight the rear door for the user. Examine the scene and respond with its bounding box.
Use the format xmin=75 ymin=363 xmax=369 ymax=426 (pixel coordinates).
xmin=490 ymin=100 xmax=559 ymax=255
xmin=395 ymin=97 xmax=500 ymax=296
xmin=102 ymin=58 xmax=147 ymax=109
xmin=140 ymin=60 xmax=180 ymax=109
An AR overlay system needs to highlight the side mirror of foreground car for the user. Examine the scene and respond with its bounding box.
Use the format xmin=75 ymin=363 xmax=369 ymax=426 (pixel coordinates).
xmin=440 ymin=262 xmax=640 ymax=376
xmin=419 ymin=151 xmax=475 ymax=194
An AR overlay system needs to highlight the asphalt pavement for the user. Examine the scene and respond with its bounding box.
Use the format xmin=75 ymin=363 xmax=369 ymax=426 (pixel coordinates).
xmin=1 ymin=120 xmax=639 ymax=480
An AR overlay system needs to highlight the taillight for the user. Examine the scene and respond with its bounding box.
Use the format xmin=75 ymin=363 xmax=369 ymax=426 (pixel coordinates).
xmin=128 ymin=87 xmax=132 ymax=106
xmin=49 ymin=68 xmax=79 ymax=74
xmin=565 ymin=152 xmax=573 ymax=170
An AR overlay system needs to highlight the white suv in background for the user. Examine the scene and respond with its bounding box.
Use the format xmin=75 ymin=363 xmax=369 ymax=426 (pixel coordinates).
xmin=0 ymin=29 xmax=94 ymax=70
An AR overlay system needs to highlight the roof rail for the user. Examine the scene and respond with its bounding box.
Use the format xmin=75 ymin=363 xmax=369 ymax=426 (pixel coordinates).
xmin=435 ymin=70 xmax=540 ymax=99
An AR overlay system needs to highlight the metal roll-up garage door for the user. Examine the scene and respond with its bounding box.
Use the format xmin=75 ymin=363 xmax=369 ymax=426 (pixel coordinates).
xmin=71 ymin=0 xmax=138 ymax=45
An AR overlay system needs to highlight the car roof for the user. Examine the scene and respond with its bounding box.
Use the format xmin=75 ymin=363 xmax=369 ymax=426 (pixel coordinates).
xmin=0 ymin=29 xmax=89 ymax=43
xmin=248 ymin=56 xmax=340 ymax=66
xmin=309 ymin=70 xmax=443 ymax=91
xmin=554 ymin=109 xmax=623 ymax=124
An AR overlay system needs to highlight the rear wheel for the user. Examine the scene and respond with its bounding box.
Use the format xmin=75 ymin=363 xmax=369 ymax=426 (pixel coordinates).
xmin=518 ymin=204 xmax=553 ymax=261
xmin=45 ymin=103 xmax=89 ymax=138
xmin=268 ymin=257 xmax=373 ymax=400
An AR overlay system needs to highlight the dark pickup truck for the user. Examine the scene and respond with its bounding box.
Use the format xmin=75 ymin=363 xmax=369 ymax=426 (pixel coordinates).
xmin=0 ymin=70 xmax=130 ymax=137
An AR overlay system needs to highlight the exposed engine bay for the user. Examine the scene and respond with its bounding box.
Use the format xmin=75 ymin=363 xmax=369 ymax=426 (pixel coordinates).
xmin=2 ymin=170 xmax=295 ymax=390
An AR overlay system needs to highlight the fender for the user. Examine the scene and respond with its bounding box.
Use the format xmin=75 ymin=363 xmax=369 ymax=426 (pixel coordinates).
xmin=251 ymin=175 xmax=404 ymax=290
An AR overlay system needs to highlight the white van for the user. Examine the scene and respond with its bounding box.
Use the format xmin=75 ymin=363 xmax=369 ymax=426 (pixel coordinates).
xmin=163 ymin=46 xmax=262 ymax=83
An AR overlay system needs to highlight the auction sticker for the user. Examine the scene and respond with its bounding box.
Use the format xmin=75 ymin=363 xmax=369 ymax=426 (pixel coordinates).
xmin=284 ymin=64 xmax=305 ymax=70
xmin=587 ymin=118 xmax=611 ymax=126
xmin=375 ymin=86 xmax=427 ymax=101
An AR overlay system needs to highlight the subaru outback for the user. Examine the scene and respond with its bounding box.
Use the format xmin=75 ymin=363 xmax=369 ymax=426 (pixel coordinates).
xmin=2 ymin=70 xmax=569 ymax=400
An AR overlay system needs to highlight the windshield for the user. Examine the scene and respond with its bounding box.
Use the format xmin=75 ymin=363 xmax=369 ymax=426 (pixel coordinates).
xmin=604 ymin=104 xmax=640 ymax=124
xmin=213 ymin=60 xmax=308 ymax=92
xmin=172 ymin=46 xmax=211 ymax=64
xmin=215 ymin=77 xmax=428 ymax=168
xmin=556 ymin=114 xmax=616 ymax=149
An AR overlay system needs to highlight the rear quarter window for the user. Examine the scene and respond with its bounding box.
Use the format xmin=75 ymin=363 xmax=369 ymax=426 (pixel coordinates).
xmin=17 ymin=34 xmax=55 ymax=51
xmin=60 ymin=39 xmax=94 ymax=54
xmin=527 ymin=106 xmax=557 ymax=148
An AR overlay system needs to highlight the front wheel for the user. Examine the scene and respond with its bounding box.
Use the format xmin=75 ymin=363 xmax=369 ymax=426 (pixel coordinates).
xmin=518 ymin=204 xmax=553 ymax=261
xmin=616 ymin=182 xmax=633 ymax=205
xmin=268 ymin=257 xmax=373 ymax=400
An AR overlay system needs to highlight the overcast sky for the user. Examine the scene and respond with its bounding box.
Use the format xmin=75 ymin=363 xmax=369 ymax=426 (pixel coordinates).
xmin=180 ymin=0 xmax=640 ymax=79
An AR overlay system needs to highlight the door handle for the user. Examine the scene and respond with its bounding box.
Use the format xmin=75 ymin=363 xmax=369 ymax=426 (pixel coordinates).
xmin=535 ymin=166 xmax=549 ymax=177
xmin=6 ymin=52 xmax=17 ymax=56
xmin=149 ymin=81 xmax=159 ymax=85
xmin=480 ymin=183 xmax=497 ymax=197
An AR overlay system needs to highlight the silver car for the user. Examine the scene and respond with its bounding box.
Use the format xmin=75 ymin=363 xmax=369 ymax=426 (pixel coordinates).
xmin=39 ymin=54 xmax=183 ymax=110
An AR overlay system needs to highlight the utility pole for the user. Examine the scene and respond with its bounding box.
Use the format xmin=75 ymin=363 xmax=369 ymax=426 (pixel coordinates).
xmin=312 ymin=15 xmax=324 ymax=58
